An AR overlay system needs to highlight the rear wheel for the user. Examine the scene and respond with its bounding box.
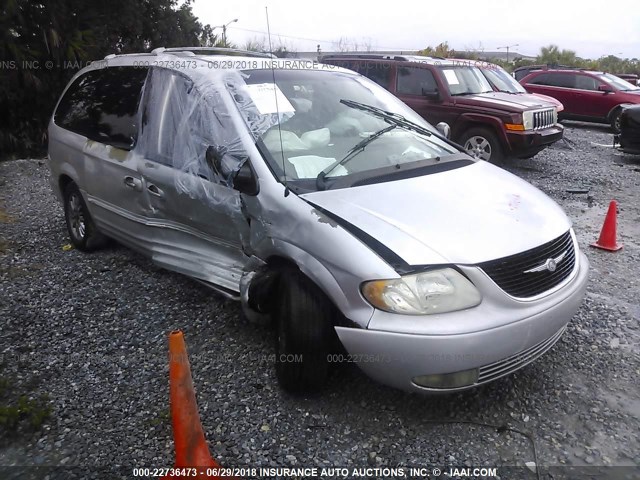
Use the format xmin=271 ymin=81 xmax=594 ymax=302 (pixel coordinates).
xmin=274 ymin=268 xmax=334 ymax=393
xmin=63 ymin=182 xmax=107 ymax=251
xmin=459 ymin=127 xmax=503 ymax=163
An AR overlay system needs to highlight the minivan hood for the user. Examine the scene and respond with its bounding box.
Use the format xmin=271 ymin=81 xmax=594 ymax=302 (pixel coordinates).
xmin=302 ymin=161 xmax=571 ymax=267
xmin=455 ymin=91 xmax=557 ymax=112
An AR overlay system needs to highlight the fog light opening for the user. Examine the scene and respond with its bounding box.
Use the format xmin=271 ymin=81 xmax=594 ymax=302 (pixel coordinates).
xmin=413 ymin=368 xmax=479 ymax=389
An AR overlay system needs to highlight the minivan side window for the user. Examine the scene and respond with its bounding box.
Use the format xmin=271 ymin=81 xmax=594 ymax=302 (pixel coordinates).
xmin=139 ymin=69 xmax=195 ymax=167
xmin=54 ymin=66 xmax=148 ymax=149
xmin=396 ymin=67 xmax=437 ymax=96
xmin=139 ymin=67 xmax=245 ymax=187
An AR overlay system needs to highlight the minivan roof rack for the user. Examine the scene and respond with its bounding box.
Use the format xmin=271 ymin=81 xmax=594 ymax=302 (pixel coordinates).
xmin=103 ymin=52 xmax=155 ymax=60
xmin=151 ymin=46 xmax=275 ymax=58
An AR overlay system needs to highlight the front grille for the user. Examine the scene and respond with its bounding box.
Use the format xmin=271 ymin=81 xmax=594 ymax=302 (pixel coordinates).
xmin=533 ymin=108 xmax=556 ymax=130
xmin=479 ymin=231 xmax=576 ymax=298
xmin=477 ymin=326 xmax=566 ymax=384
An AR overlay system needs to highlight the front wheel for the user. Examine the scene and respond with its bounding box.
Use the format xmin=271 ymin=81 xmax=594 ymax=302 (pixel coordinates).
xmin=274 ymin=268 xmax=334 ymax=393
xmin=459 ymin=127 xmax=503 ymax=163
xmin=610 ymin=108 xmax=623 ymax=133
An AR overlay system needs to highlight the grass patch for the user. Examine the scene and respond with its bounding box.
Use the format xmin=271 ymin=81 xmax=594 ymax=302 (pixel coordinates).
xmin=0 ymin=366 xmax=51 ymax=439
xmin=147 ymin=409 xmax=170 ymax=427
xmin=0 ymin=263 xmax=43 ymax=279
xmin=0 ymin=207 xmax=13 ymax=224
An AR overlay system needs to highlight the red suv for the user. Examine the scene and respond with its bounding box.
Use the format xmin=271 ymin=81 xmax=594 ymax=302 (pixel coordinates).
xmin=520 ymin=69 xmax=640 ymax=131
xmin=322 ymin=54 xmax=563 ymax=162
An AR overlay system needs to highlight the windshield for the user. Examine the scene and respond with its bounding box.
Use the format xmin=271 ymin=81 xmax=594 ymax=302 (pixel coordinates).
xmin=481 ymin=66 xmax=527 ymax=93
xmin=439 ymin=66 xmax=493 ymax=95
xmin=229 ymin=69 xmax=461 ymax=191
xmin=597 ymin=73 xmax=640 ymax=91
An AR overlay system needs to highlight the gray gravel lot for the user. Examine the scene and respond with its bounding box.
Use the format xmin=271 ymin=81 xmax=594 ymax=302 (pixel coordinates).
xmin=0 ymin=122 xmax=639 ymax=479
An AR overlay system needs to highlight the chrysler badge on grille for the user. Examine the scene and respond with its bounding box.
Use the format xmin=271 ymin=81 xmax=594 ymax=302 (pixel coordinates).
xmin=524 ymin=250 xmax=567 ymax=274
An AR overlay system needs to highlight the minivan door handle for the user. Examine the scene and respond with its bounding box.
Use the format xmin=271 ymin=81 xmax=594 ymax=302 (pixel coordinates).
xmin=147 ymin=183 xmax=164 ymax=198
xmin=123 ymin=176 xmax=142 ymax=191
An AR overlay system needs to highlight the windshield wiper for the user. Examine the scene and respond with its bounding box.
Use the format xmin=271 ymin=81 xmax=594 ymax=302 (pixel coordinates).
xmin=339 ymin=99 xmax=433 ymax=138
xmin=316 ymin=124 xmax=397 ymax=190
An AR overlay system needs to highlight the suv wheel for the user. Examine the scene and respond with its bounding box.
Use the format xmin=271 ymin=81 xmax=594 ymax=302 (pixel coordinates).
xmin=460 ymin=128 xmax=503 ymax=163
xmin=274 ymin=268 xmax=333 ymax=393
xmin=63 ymin=182 xmax=107 ymax=251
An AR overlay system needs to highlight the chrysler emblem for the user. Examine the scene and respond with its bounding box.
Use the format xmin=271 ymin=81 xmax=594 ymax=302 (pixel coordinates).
xmin=524 ymin=251 xmax=567 ymax=274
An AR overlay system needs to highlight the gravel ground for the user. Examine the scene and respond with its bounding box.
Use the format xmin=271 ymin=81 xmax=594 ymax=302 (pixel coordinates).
xmin=0 ymin=122 xmax=639 ymax=479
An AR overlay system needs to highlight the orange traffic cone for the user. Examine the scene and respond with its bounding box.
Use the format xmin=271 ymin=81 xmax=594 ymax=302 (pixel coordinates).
xmin=162 ymin=330 xmax=227 ymax=479
xmin=591 ymin=200 xmax=623 ymax=251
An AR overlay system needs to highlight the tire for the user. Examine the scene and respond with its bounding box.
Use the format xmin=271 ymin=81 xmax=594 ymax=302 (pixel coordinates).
xmin=63 ymin=182 xmax=107 ymax=252
xmin=610 ymin=108 xmax=623 ymax=133
xmin=274 ymin=268 xmax=334 ymax=393
xmin=459 ymin=127 xmax=503 ymax=163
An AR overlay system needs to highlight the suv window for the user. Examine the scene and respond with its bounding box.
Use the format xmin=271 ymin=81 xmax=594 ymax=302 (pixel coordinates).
xmin=438 ymin=66 xmax=493 ymax=96
xmin=575 ymin=74 xmax=598 ymax=90
xmin=528 ymin=72 xmax=575 ymax=88
xmin=397 ymin=67 xmax=437 ymax=95
xmin=54 ymin=66 xmax=148 ymax=149
xmin=362 ymin=63 xmax=392 ymax=88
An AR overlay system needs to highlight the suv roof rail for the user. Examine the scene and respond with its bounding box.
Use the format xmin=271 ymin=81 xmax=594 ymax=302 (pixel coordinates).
xmin=514 ymin=63 xmax=577 ymax=72
xmin=321 ymin=53 xmax=410 ymax=61
xmin=320 ymin=53 xmax=449 ymax=63
xmin=151 ymin=46 xmax=275 ymax=58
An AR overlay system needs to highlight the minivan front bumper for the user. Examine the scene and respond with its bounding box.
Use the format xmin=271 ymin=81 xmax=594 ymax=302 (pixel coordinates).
xmin=506 ymin=124 xmax=564 ymax=158
xmin=335 ymin=251 xmax=588 ymax=393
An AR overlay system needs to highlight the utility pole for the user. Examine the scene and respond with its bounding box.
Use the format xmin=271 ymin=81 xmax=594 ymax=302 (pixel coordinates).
xmin=497 ymin=43 xmax=519 ymax=63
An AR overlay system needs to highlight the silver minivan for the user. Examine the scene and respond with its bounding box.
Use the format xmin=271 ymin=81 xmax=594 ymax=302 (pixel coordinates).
xmin=48 ymin=47 xmax=589 ymax=393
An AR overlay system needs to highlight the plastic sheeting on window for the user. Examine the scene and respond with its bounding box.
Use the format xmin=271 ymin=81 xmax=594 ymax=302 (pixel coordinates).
xmin=136 ymin=67 xmax=253 ymax=208
xmin=224 ymin=71 xmax=295 ymax=142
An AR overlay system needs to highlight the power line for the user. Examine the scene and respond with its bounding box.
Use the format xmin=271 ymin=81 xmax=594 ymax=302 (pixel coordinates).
xmin=227 ymin=26 xmax=418 ymax=51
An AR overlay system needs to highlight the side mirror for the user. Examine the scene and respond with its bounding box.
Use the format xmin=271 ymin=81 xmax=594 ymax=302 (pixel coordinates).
xmin=435 ymin=122 xmax=451 ymax=139
xmin=598 ymin=84 xmax=613 ymax=93
xmin=233 ymin=161 xmax=259 ymax=195
xmin=422 ymin=88 xmax=441 ymax=100
xmin=205 ymin=145 xmax=259 ymax=195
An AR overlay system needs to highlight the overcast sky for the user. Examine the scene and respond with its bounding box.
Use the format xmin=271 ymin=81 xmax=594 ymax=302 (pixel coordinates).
xmin=192 ymin=0 xmax=640 ymax=59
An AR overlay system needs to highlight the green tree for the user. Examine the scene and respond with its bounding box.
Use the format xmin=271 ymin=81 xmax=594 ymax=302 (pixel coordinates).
xmin=418 ymin=41 xmax=454 ymax=58
xmin=0 ymin=0 xmax=213 ymax=160
xmin=537 ymin=44 xmax=580 ymax=66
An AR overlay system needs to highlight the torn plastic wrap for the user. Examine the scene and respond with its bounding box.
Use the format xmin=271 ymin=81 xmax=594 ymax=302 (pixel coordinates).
xmin=135 ymin=67 xmax=253 ymax=208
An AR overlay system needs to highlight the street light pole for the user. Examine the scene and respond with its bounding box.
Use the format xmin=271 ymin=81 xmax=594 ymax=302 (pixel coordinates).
xmin=497 ymin=43 xmax=519 ymax=63
xmin=213 ymin=18 xmax=238 ymax=46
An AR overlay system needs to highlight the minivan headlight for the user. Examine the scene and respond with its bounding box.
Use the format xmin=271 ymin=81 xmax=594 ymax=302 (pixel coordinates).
xmin=361 ymin=268 xmax=481 ymax=315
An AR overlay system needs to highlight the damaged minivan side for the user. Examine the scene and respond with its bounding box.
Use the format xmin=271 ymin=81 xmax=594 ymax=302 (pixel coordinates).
xmin=48 ymin=49 xmax=589 ymax=394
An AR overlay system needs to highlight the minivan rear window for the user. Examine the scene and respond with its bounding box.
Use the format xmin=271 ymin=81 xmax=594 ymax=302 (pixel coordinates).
xmin=54 ymin=66 xmax=148 ymax=149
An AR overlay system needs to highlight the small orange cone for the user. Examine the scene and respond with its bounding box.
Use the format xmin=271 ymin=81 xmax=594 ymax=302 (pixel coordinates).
xmin=591 ymin=200 xmax=623 ymax=251
xmin=162 ymin=330 xmax=229 ymax=479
